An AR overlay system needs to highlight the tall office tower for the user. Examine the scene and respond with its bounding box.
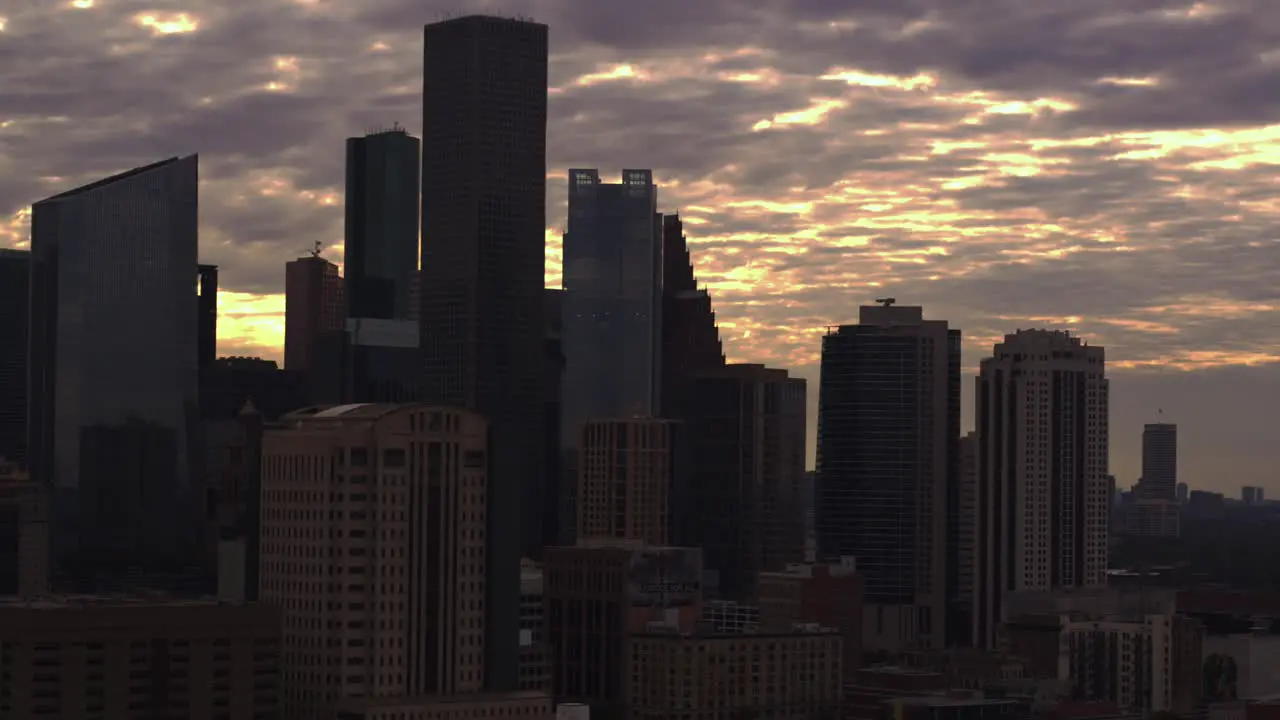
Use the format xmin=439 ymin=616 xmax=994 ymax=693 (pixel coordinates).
xmin=261 ymin=404 xmax=488 ymax=716
xmin=1139 ymin=423 xmax=1177 ymax=500
xmin=0 ymin=249 xmax=29 ymax=469
xmin=955 ymin=430 xmax=978 ymax=647
xmin=577 ymin=418 xmax=679 ymax=546
xmin=659 ymin=214 xmax=725 ymax=419
xmin=421 ymin=15 xmax=549 ymax=692
xmin=544 ymin=288 xmax=568 ymax=546
xmin=973 ymin=329 xmax=1109 ymax=649
xmin=681 ymin=364 xmax=807 ymax=601
xmin=283 ymin=252 xmax=344 ymax=373
xmin=561 ymin=169 xmax=662 ymax=432
xmin=29 ymin=156 xmax=202 ymax=592
xmin=197 ymin=263 xmax=218 ymax=369
xmin=345 ymin=127 xmax=421 ymax=320
xmin=816 ymin=303 xmax=960 ymax=652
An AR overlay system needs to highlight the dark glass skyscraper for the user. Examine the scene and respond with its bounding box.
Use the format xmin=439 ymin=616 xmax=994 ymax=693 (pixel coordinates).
xmin=198 ymin=263 xmax=218 ymax=369
xmin=0 ymin=250 xmax=29 ymax=469
xmin=659 ymin=214 xmax=725 ymax=419
xmin=421 ymin=15 xmax=548 ymax=692
xmin=29 ymin=155 xmax=202 ymax=592
xmin=345 ymin=127 xmax=421 ymax=320
xmin=816 ymin=303 xmax=960 ymax=651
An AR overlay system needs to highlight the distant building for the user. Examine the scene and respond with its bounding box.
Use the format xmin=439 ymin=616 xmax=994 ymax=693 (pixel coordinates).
xmin=700 ymin=599 xmax=760 ymax=634
xmin=956 ymin=431 xmax=978 ymax=640
xmin=260 ymin=404 xmax=488 ymax=715
xmin=1176 ymin=482 xmax=1188 ymax=504
xmin=1243 ymin=486 xmax=1265 ymax=505
xmin=973 ymin=330 xmax=1110 ymax=649
xmin=0 ymin=459 xmax=47 ymax=596
xmin=816 ymin=304 xmax=960 ymax=652
xmin=758 ymin=557 xmax=864 ymax=677
xmin=284 ymin=253 xmax=344 ymax=373
xmin=625 ymin=625 xmax=842 ymax=720
xmin=544 ymin=288 xmax=568 ymax=546
xmin=681 ymin=364 xmax=807 ymax=601
xmin=658 ymin=214 xmax=726 ymax=420
xmin=198 ymin=263 xmax=218 ymax=369
xmin=1061 ymin=613 xmax=1203 ymax=714
xmin=308 ymin=318 xmax=421 ymax=405
xmin=29 ymin=156 xmax=203 ymax=593
xmin=344 ymin=127 xmax=421 ymax=321
xmin=1139 ymin=423 xmax=1178 ymax=501
xmin=544 ymin=542 xmax=704 ymax=720
xmin=577 ymin=418 xmax=680 ymax=546
xmin=0 ymin=249 xmax=29 ymax=469
xmin=332 ymin=693 xmax=553 ymax=720
xmin=420 ymin=16 xmax=551 ymax=690
xmin=199 ymin=356 xmax=309 ymax=422
xmin=518 ymin=560 xmax=551 ymax=692
xmin=0 ymin=596 xmax=280 ymax=718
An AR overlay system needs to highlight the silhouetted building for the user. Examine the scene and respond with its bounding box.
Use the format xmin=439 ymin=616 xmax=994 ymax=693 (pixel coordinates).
xmin=1139 ymin=423 xmax=1177 ymax=500
xmin=198 ymin=263 xmax=218 ymax=369
xmin=974 ymin=330 xmax=1110 ymax=649
xmin=816 ymin=304 xmax=960 ymax=651
xmin=659 ymin=214 xmax=725 ymax=420
xmin=202 ymin=401 xmax=265 ymax=602
xmin=577 ymin=418 xmax=680 ymax=546
xmin=545 ymin=288 xmax=568 ymax=546
xmin=680 ymin=364 xmax=806 ymax=601
xmin=199 ymin=356 xmax=309 ymax=421
xmin=1243 ymin=486 xmax=1265 ymax=505
xmin=284 ymin=253 xmax=344 ymax=373
xmin=421 ymin=14 xmax=549 ymax=692
xmin=0 ymin=249 xmax=28 ymax=469
xmin=345 ymin=127 xmax=421 ymax=320
xmin=261 ymin=404 xmax=489 ymax=715
xmin=29 ymin=156 xmax=203 ymax=593
xmin=309 ymin=319 xmax=421 ymax=404
xmin=0 ymin=596 xmax=280 ymax=718
xmin=0 ymin=459 xmax=48 ymax=597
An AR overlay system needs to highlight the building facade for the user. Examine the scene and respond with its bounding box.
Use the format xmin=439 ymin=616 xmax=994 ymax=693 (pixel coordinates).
xmin=345 ymin=127 xmax=421 ymax=321
xmin=421 ymin=16 xmax=549 ymax=690
xmin=816 ymin=304 xmax=960 ymax=652
xmin=0 ymin=458 xmax=48 ymax=596
xmin=973 ymin=330 xmax=1110 ymax=649
xmin=29 ymin=156 xmax=203 ymax=592
xmin=284 ymin=254 xmax=345 ymax=373
xmin=0 ymin=249 xmax=28 ymax=470
xmin=260 ymin=404 xmax=488 ymax=717
xmin=657 ymin=214 xmax=725 ymax=421
xmin=757 ymin=558 xmax=864 ymax=677
xmin=680 ymin=364 xmax=807 ymax=601
xmin=0 ymin=596 xmax=280 ymax=719
xmin=198 ymin=263 xmax=218 ymax=369
xmin=560 ymin=169 xmax=663 ymax=441
xmin=577 ymin=418 xmax=680 ymax=546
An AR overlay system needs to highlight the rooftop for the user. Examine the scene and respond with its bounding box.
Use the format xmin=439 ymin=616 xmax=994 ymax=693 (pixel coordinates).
xmin=0 ymin=594 xmax=248 ymax=610
xmin=36 ymin=156 xmax=188 ymax=204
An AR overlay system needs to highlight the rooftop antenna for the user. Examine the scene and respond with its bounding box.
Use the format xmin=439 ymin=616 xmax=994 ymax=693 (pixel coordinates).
xmin=874 ymin=297 xmax=897 ymax=307
xmin=307 ymin=241 xmax=322 ymax=259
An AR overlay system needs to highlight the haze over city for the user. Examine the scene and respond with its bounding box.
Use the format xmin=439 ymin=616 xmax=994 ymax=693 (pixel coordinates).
xmin=2 ymin=0 xmax=1278 ymax=491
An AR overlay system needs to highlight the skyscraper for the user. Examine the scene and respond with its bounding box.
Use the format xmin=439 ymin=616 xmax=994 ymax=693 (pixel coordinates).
xmin=1139 ymin=423 xmax=1177 ymax=500
xmin=560 ymin=169 xmax=663 ymax=441
xmin=0 ymin=249 xmax=29 ymax=469
xmin=659 ymin=214 xmax=725 ymax=419
xmin=29 ymin=156 xmax=202 ymax=591
xmin=283 ymin=253 xmax=344 ymax=373
xmin=816 ymin=303 xmax=960 ymax=652
xmin=345 ymin=127 xmax=421 ymax=320
xmin=973 ymin=329 xmax=1110 ymax=649
xmin=197 ymin=263 xmax=218 ymax=369
xmin=421 ymin=15 xmax=549 ymax=692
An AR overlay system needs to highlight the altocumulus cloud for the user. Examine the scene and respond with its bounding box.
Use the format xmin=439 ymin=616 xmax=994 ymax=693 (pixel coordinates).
xmin=2 ymin=0 xmax=1279 ymax=490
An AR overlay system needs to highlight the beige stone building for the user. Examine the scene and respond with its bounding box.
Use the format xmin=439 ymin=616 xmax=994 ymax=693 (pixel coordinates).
xmin=260 ymin=404 xmax=490 ymax=718
xmin=577 ymin=418 xmax=679 ymax=545
xmin=0 ymin=457 xmax=47 ymax=596
xmin=0 ymin=596 xmax=280 ymax=719
xmin=625 ymin=626 xmax=843 ymax=719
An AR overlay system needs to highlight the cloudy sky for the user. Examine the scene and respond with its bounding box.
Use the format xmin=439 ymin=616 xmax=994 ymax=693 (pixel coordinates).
xmin=3 ymin=0 xmax=1279 ymax=493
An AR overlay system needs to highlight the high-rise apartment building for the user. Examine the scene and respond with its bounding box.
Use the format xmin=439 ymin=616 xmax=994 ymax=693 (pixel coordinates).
xmin=681 ymin=364 xmax=807 ymax=601
xmin=421 ymin=15 xmax=549 ymax=691
xmin=658 ymin=214 xmax=725 ymax=420
xmin=198 ymin=263 xmax=218 ymax=369
xmin=0 ymin=596 xmax=280 ymax=718
xmin=29 ymin=156 xmax=203 ymax=592
xmin=284 ymin=253 xmax=344 ymax=373
xmin=345 ymin=127 xmax=421 ymax=321
xmin=1139 ymin=423 xmax=1177 ymax=500
xmin=816 ymin=304 xmax=960 ymax=652
xmin=0 ymin=249 xmax=28 ymax=469
xmin=561 ymin=169 xmax=662 ymax=438
xmin=973 ymin=329 xmax=1110 ymax=649
xmin=577 ymin=418 xmax=680 ymax=546
xmin=260 ymin=403 xmax=487 ymax=716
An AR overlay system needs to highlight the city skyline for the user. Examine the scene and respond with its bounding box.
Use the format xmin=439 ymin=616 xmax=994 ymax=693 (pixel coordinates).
xmin=2 ymin=1 xmax=1279 ymax=492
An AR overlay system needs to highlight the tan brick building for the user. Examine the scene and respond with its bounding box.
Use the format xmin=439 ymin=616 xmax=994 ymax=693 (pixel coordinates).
xmin=758 ymin=558 xmax=865 ymax=676
xmin=0 ymin=596 xmax=280 ymax=719
xmin=625 ymin=627 xmax=843 ymax=720
xmin=260 ymin=404 xmax=488 ymax=717
xmin=577 ymin=418 xmax=679 ymax=546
